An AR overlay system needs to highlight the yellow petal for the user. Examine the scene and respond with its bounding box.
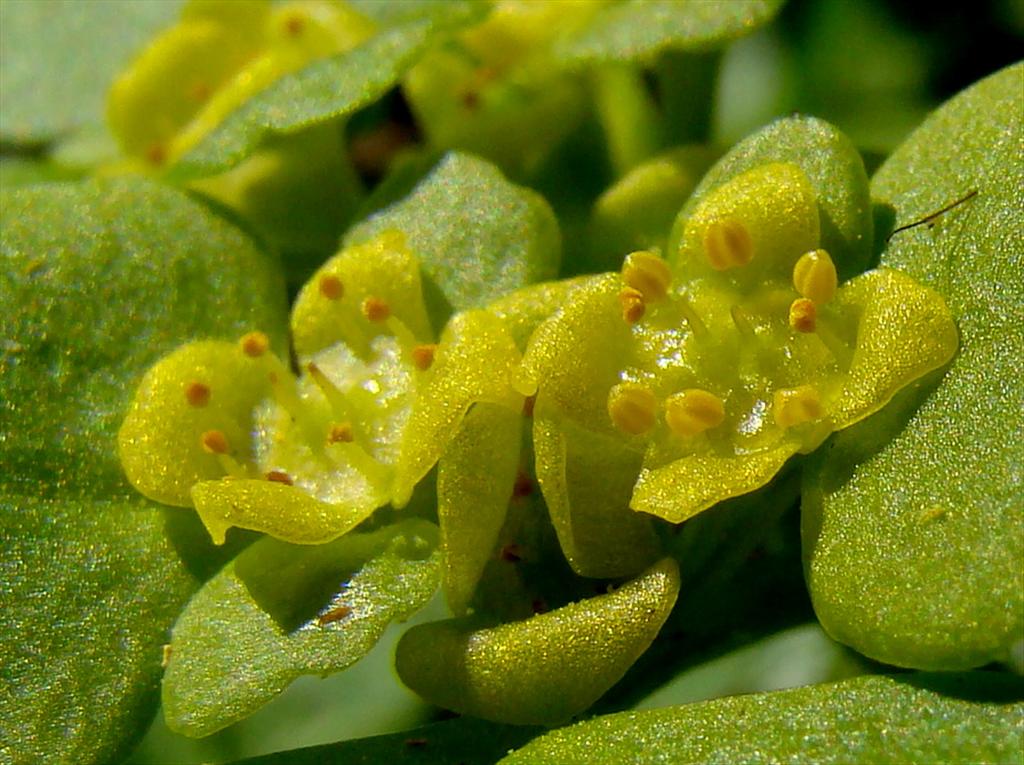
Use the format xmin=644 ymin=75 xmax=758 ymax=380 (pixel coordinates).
xmin=191 ymin=477 xmax=377 ymax=545
xmin=631 ymin=444 xmax=798 ymax=524
xmin=395 ymin=558 xmax=680 ymax=726
xmin=290 ymin=230 xmax=433 ymax=359
xmin=395 ymin=310 xmax=522 ymax=506
xmin=438 ymin=403 xmax=523 ymax=615
xmin=118 ymin=340 xmax=273 ymax=507
xmin=830 ymin=267 xmax=959 ymax=429
xmin=533 ymin=399 xmax=659 ymax=578
xmin=676 ymin=162 xmax=820 ymax=286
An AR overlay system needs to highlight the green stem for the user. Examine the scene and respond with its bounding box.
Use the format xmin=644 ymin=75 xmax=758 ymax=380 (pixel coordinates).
xmin=591 ymin=63 xmax=664 ymax=177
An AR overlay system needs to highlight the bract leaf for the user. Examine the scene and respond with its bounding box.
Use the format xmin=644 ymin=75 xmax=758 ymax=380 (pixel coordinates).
xmin=803 ymin=63 xmax=1024 ymax=670
xmin=0 ymin=177 xmax=285 ymax=764
xmin=0 ymin=0 xmax=182 ymax=144
xmin=554 ymin=0 xmax=783 ymax=67
xmin=669 ymin=116 xmax=873 ymax=278
xmin=501 ymin=672 xmax=1024 ymax=764
xmin=533 ymin=405 xmax=660 ymax=578
xmin=172 ymin=2 xmax=486 ymax=178
xmin=396 ymin=309 xmax=523 ymax=506
xmin=438 ymin=403 xmax=523 ymax=615
xmin=395 ymin=558 xmax=680 ymax=725
xmin=347 ymin=152 xmax=562 ymax=325
xmin=163 ymin=519 xmax=440 ymax=737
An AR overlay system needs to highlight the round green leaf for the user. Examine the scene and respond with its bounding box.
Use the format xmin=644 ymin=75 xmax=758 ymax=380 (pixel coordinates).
xmin=802 ymin=63 xmax=1024 ymax=670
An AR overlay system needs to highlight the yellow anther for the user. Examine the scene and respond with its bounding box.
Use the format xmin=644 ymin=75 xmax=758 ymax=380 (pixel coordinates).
xmin=184 ymin=381 xmax=210 ymax=407
xmin=618 ymin=287 xmax=646 ymax=324
xmin=773 ymin=386 xmax=824 ymax=428
xmin=665 ymin=389 xmax=725 ymax=437
xmin=327 ymin=422 xmax=354 ymax=444
xmin=789 ymin=298 xmax=817 ymax=333
xmin=411 ymin=344 xmax=437 ymax=371
xmin=793 ymin=249 xmax=838 ymax=304
xmin=265 ymin=470 xmax=294 ymax=485
xmin=319 ymin=274 xmax=344 ymax=301
xmin=200 ymin=430 xmax=230 ymax=455
xmin=239 ymin=331 xmax=270 ymax=358
xmin=607 ymin=383 xmax=658 ymax=436
xmin=362 ymin=296 xmax=391 ymax=323
xmin=703 ymin=218 xmax=753 ymax=271
xmin=622 ymin=251 xmax=672 ymax=302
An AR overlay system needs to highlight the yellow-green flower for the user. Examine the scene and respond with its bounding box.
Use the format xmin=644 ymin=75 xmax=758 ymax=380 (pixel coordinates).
xmin=119 ymin=231 xmax=434 ymax=544
xmin=517 ymin=162 xmax=958 ymax=576
xmin=107 ymin=0 xmax=374 ymax=168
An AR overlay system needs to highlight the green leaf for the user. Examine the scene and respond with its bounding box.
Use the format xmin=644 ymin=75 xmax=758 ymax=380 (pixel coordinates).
xmin=502 ymin=672 xmax=1024 ymax=764
xmin=162 ymin=519 xmax=441 ymax=738
xmin=226 ymin=716 xmax=541 ymax=765
xmin=172 ymin=2 xmax=486 ymax=179
xmin=0 ymin=177 xmax=287 ymax=764
xmin=395 ymin=559 xmax=680 ymax=725
xmin=0 ymin=0 xmax=182 ymax=144
xmin=668 ymin=115 xmax=873 ymax=279
xmin=346 ymin=152 xmax=561 ymax=323
xmin=555 ymin=0 xmax=783 ymax=67
xmin=1 ymin=178 xmax=288 ymax=494
xmin=803 ymin=64 xmax=1024 ymax=670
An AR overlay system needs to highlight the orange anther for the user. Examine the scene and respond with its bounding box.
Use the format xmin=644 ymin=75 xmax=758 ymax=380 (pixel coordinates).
xmin=411 ymin=344 xmax=437 ymax=371
xmin=200 ymin=430 xmax=229 ymax=454
xmin=316 ymin=605 xmax=352 ymax=626
xmin=362 ymin=296 xmax=390 ymax=323
xmin=789 ymin=298 xmax=817 ymax=333
xmin=184 ymin=381 xmax=210 ymax=407
xmin=327 ymin=422 xmax=354 ymax=444
xmin=240 ymin=331 xmax=270 ymax=358
xmin=265 ymin=470 xmax=293 ymax=485
xmin=319 ymin=274 xmax=344 ymax=300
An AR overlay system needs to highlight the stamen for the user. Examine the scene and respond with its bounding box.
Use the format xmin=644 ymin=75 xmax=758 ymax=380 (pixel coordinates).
xmin=665 ymin=389 xmax=725 ymax=437
xmin=607 ymin=383 xmax=658 ymax=436
xmin=145 ymin=144 xmax=167 ymax=167
xmin=729 ymin=305 xmax=756 ymax=341
xmin=411 ymin=344 xmax=437 ymax=371
xmin=622 ymin=250 xmax=672 ymax=302
xmin=200 ymin=430 xmax=247 ymax=477
xmin=239 ymin=331 xmax=270 ymax=358
xmin=773 ymin=386 xmax=824 ymax=428
xmin=703 ymin=218 xmax=753 ymax=270
xmin=327 ymin=422 xmax=354 ymax=444
xmin=512 ymin=470 xmax=534 ymax=499
xmin=265 ymin=470 xmax=293 ymax=485
xmin=200 ymin=430 xmax=230 ymax=454
xmin=619 ymin=287 xmax=646 ymax=324
xmin=283 ymin=12 xmax=306 ymax=37
xmin=793 ymin=249 xmax=838 ymax=304
xmin=319 ymin=274 xmax=344 ymax=301
xmin=362 ymin=296 xmax=391 ymax=323
xmin=184 ymin=381 xmax=210 ymax=407
xmin=161 ymin=644 xmax=173 ymax=668
xmin=306 ymin=362 xmax=356 ymax=423
xmin=789 ymin=298 xmax=817 ymax=333
xmin=678 ymin=295 xmax=709 ymax=339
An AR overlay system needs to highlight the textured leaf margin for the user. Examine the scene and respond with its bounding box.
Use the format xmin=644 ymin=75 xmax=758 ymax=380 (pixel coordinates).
xmin=501 ymin=673 xmax=1024 ymax=764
